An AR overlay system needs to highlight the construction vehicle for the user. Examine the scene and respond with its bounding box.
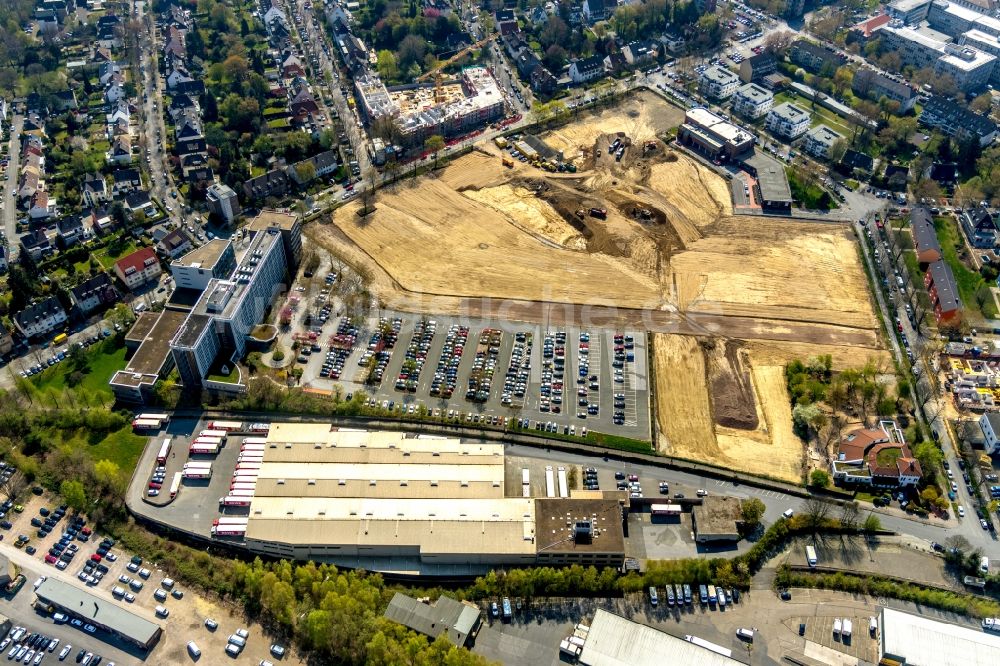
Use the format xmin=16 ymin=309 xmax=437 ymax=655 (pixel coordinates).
xmin=416 ymin=32 xmax=499 ymax=104
xmin=494 ymin=137 xmax=509 ymax=149
xmin=502 ymin=157 xmax=514 ymax=168
xmin=589 ymin=208 xmax=607 ymax=219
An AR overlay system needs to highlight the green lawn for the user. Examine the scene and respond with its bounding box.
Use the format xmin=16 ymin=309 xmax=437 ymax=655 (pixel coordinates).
xmin=773 ymin=91 xmax=854 ymax=138
xmin=87 ymin=427 xmax=147 ymax=470
xmin=93 ymin=238 xmax=141 ymax=269
xmin=933 ymin=216 xmax=999 ymax=319
xmin=786 ymin=168 xmax=835 ymax=210
xmin=875 ymin=446 xmax=902 ymax=468
xmin=31 ymin=339 xmax=127 ymax=399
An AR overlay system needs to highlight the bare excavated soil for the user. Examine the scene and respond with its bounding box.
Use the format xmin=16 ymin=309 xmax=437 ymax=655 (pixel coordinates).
xmin=703 ymin=338 xmax=759 ymax=431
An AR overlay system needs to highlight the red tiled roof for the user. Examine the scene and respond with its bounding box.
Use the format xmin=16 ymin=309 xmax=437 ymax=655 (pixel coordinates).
xmin=115 ymin=247 xmax=158 ymax=275
xmin=855 ymin=14 xmax=889 ymax=38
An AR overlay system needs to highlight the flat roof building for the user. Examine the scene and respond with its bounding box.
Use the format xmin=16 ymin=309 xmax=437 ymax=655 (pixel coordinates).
xmin=169 ymin=239 xmax=236 ymax=291
xmin=236 ymin=425 xmax=626 ymax=574
xmin=384 ymin=593 xmax=482 ymax=646
xmin=803 ymin=124 xmax=846 ymax=159
xmin=579 ymin=609 xmax=741 ymax=666
xmin=743 ymin=152 xmax=793 ymax=212
xmin=692 ymin=495 xmax=743 ymax=542
xmin=879 ymin=607 xmax=1000 ymax=666
xmin=731 ymin=82 xmax=773 ymax=120
xmin=765 ymin=102 xmax=811 ymax=140
xmin=109 ymin=308 xmax=190 ymax=403
xmin=677 ymin=108 xmax=755 ymax=162
xmin=699 ymin=65 xmax=740 ymax=99
xmin=35 ymin=578 xmax=161 ymax=650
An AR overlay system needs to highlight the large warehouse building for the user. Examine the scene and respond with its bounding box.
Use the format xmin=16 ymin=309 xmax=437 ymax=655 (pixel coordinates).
xmin=879 ymin=607 xmax=1000 ymax=665
xmin=240 ymin=425 xmax=626 ymax=574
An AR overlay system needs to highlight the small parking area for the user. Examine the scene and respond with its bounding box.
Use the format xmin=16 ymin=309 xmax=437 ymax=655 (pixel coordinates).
xmin=291 ymin=312 xmax=652 ymax=441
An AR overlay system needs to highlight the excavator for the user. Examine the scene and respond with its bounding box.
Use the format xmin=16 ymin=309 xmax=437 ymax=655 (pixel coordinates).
xmin=415 ymin=32 xmax=499 ymax=104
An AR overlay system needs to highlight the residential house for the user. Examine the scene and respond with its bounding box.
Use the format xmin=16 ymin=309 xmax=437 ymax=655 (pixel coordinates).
xmin=699 ymin=65 xmax=740 ymax=99
xmin=622 ymin=40 xmax=659 ymax=67
xmin=243 ymin=169 xmax=290 ymax=201
xmin=929 ymin=162 xmax=959 ymax=187
xmin=98 ymin=62 xmax=122 ymax=86
xmin=156 ymin=228 xmax=194 ymax=258
xmin=531 ymin=66 xmax=558 ymax=94
xmin=88 ymin=207 xmax=115 ymax=235
xmin=168 ymin=93 xmax=198 ymax=120
xmin=0 ymin=246 xmax=8 ymax=274
xmin=173 ymin=79 xmax=205 ymax=96
xmin=582 ymin=0 xmax=614 ymax=23
xmin=70 ymin=272 xmax=118 ymax=315
xmin=57 ymin=214 xmax=88 ymax=248
xmin=52 ymin=89 xmax=78 ymax=112
xmin=978 ymin=412 xmax=1000 ymax=454
xmin=106 ymin=100 xmax=131 ymax=126
xmin=911 ymin=206 xmax=943 ymax=264
xmin=28 ymin=191 xmax=56 ymax=220
xmin=289 ymin=88 xmax=319 ymax=120
xmin=112 ymin=168 xmax=142 ymax=197
xmin=281 ymin=54 xmax=306 ymax=79
xmin=186 ymin=167 xmax=215 ymax=185
xmin=124 ymin=190 xmax=155 ymax=217
xmin=960 ymin=207 xmax=999 ymax=248
xmin=18 ymin=169 xmax=40 ymax=201
xmin=765 ymin=102 xmax=811 ymax=139
xmin=114 ymin=247 xmax=162 ymax=290
xmin=19 ymin=229 xmax=53 ymax=261
xmin=920 ymin=96 xmax=1000 ymax=146
xmin=569 ymin=56 xmax=606 ymax=83
xmin=925 ymin=259 xmax=963 ymax=324
xmin=852 ymin=68 xmax=917 ymax=113
xmin=166 ymin=67 xmax=193 ymax=90
xmin=82 ymin=173 xmax=110 ymax=208
xmin=842 ymin=149 xmax=875 ymax=173
xmin=495 ymin=8 xmax=518 ymax=35
xmin=603 ymin=50 xmax=628 ymax=75
xmin=660 ymin=32 xmax=686 ymax=55
xmin=789 ymin=40 xmax=847 ymax=74
xmin=12 ymin=297 xmax=68 ymax=339
xmin=803 ymin=124 xmax=845 ymax=159
xmin=738 ymin=52 xmax=777 ymax=83
xmin=108 ymin=136 xmax=132 ymax=164
xmin=175 ymin=137 xmax=207 ymax=158
xmin=731 ymin=82 xmax=774 ymax=119
xmin=831 ymin=421 xmax=923 ymax=488
xmin=104 ymin=82 xmax=126 ymax=104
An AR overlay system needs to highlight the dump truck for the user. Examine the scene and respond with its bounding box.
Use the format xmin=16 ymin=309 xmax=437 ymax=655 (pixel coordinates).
xmin=502 ymin=157 xmax=514 ymax=168
xmin=589 ymin=208 xmax=607 ymax=219
xmin=494 ymin=136 xmax=509 ymax=149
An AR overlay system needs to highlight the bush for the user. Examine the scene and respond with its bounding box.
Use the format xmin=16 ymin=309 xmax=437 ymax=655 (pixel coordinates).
xmin=810 ymin=470 xmax=830 ymax=488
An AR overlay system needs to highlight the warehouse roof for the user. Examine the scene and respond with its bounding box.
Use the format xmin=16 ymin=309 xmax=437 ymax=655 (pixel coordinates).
xmin=535 ymin=498 xmax=625 ymax=555
xmin=880 ymin=607 xmax=1000 ymax=666
xmin=384 ymin=593 xmax=481 ymax=646
xmin=35 ymin=578 xmax=161 ymax=648
xmin=256 ymin=462 xmax=503 ymax=484
xmin=580 ymin=609 xmax=740 ymax=666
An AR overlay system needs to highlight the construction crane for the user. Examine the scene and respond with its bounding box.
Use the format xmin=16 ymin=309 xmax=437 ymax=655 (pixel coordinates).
xmin=416 ymin=32 xmax=498 ymax=104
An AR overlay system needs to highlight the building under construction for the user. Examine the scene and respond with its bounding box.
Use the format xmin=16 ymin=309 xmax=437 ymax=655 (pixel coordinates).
xmin=355 ymin=66 xmax=506 ymax=146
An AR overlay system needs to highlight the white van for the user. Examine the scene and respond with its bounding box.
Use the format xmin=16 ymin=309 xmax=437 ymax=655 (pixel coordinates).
xmin=186 ymin=642 xmax=200 ymax=658
xmin=981 ymin=556 xmax=990 ymax=573
xmin=155 ymin=605 xmax=169 ymax=618
xmin=736 ymin=627 xmax=754 ymax=641
xmin=782 ymin=508 xmax=794 ymax=519
xmin=228 ymin=635 xmax=247 ymax=649
xmin=869 ymin=616 xmax=878 ymax=637
xmin=833 ymin=618 xmax=842 ymax=636
xmin=161 ymin=578 xmax=175 ymax=589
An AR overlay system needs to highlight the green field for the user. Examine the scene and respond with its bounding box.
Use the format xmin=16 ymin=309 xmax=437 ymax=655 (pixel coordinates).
xmin=786 ymin=168 xmax=835 ymax=210
xmin=31 ymin=339 xmax=127 ymax=399
xmin=87 ymin=427 xmax=147 ymax=470
xmin=933 ymin=216 xmax=998 ymax=319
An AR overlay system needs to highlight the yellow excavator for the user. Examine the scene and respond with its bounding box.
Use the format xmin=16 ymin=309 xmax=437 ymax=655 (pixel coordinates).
xmin=416 ymin=32 xmax=499 ymax=104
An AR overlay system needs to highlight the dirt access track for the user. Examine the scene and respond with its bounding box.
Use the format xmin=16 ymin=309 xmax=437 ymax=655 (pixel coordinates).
xmin=315 ymin=91 xmax=879 ymax=352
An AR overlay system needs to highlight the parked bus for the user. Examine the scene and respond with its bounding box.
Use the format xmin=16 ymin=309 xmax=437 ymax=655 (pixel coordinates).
xmin=707 ymin=585 xmax=717 ymax=604
xmin=219 ymin=496 xmax=253 ymax=507
xmin=189 ymin=443 xmax=220 ymax=456
xmin=168 ymin=473 xmax=182 ymax=499
xmin=248 ymin=423 xmax=270 ymax=433
xmin=155 ymin=439 xmax=172 ymax=465
xmin=207 ymin=420 xmax=243 ymax=432
xmin=650 ymin=504 xmax=682 ymax=517
xmin=805 ymin=545 xmax=818 ymax=567
xmin=211 ymin=525 xmax=247 ymax=536
xmin=134 ymin=418 xmax=164 ymax=432
xmin=241 ymin=437 xmax=268 ymax=445
xmin=53 ymin=333 xmax=68 ymax=345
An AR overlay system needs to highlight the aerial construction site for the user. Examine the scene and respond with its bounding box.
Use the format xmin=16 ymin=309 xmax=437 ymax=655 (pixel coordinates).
xmin=310 ymin=91 xmax=887 ymax=483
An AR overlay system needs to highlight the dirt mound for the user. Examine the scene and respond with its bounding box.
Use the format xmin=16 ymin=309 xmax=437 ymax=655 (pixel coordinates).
xmin=702 ymin=339 xmax=759 ymax=430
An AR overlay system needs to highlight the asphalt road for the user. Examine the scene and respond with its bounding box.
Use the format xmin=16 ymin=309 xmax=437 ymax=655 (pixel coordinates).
xmin=136 ymin=1 xmax=177 ymax=225
xmin=2 ymin=114 xmax=23 ymax=253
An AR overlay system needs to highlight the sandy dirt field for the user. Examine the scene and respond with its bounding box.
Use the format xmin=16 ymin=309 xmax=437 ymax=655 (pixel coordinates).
xmin=464 ymin=184 xmax=587 ymax=249
xmin=542 ymin=90 xmax=685 ymax=162
xmin=654 ymin=333 xmax=803 ymax=483
xmin=652 ymin=334 xmax=717 ymax=459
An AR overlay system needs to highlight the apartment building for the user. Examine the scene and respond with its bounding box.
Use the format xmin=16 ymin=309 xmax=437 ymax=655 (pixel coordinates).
xmin=731 ymin=82 xmax=774 ymax=119
xmin=114 ymin=247 xmax=162 ymax=291
xmin=169 ymin=239 xmax=237 ymax=291
xmin=698 ymin=65 xmax=740 ymax=99
xmin=205 ymin=182 xmax=241 ymax=224
xmin=13 ymin=297 xmax=67 ymax=339
xmin=765 ymin=102 xmax=811 ymax=139
xmin=919 ymin=95 xmax=998 ymax=145
xmin=852 ymin=69 xmax=918 ymax=112
xmin=803 ymin=124 xmax=846 ymax=159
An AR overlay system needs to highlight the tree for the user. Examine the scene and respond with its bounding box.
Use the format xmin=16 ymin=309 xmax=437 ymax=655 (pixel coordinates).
xmin=862 ymin=513 xmax=882 ymax=533
xmin=741 ymin=498 xmax=766 ymax=528
xmin=840 ymin=501 xmax=860 ymax=530
xmin=827 ymin=139 xmax=849 ymax=165
xmin=809 ymin=469 xmax=830 ymax=487
xmin=60 ymin=479 xmax=87 ymax=512
xmin=424 ymin=134 xmax=445 ymax=169
xmin=376 ymin=50 xmax=398 ymax=82
xmin=802 ymin=496 xmax=831 ymax=531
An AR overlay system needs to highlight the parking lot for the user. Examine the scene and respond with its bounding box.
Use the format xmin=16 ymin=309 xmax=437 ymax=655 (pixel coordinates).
xmin=292 ymin=312 xmax=652 ymax=440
